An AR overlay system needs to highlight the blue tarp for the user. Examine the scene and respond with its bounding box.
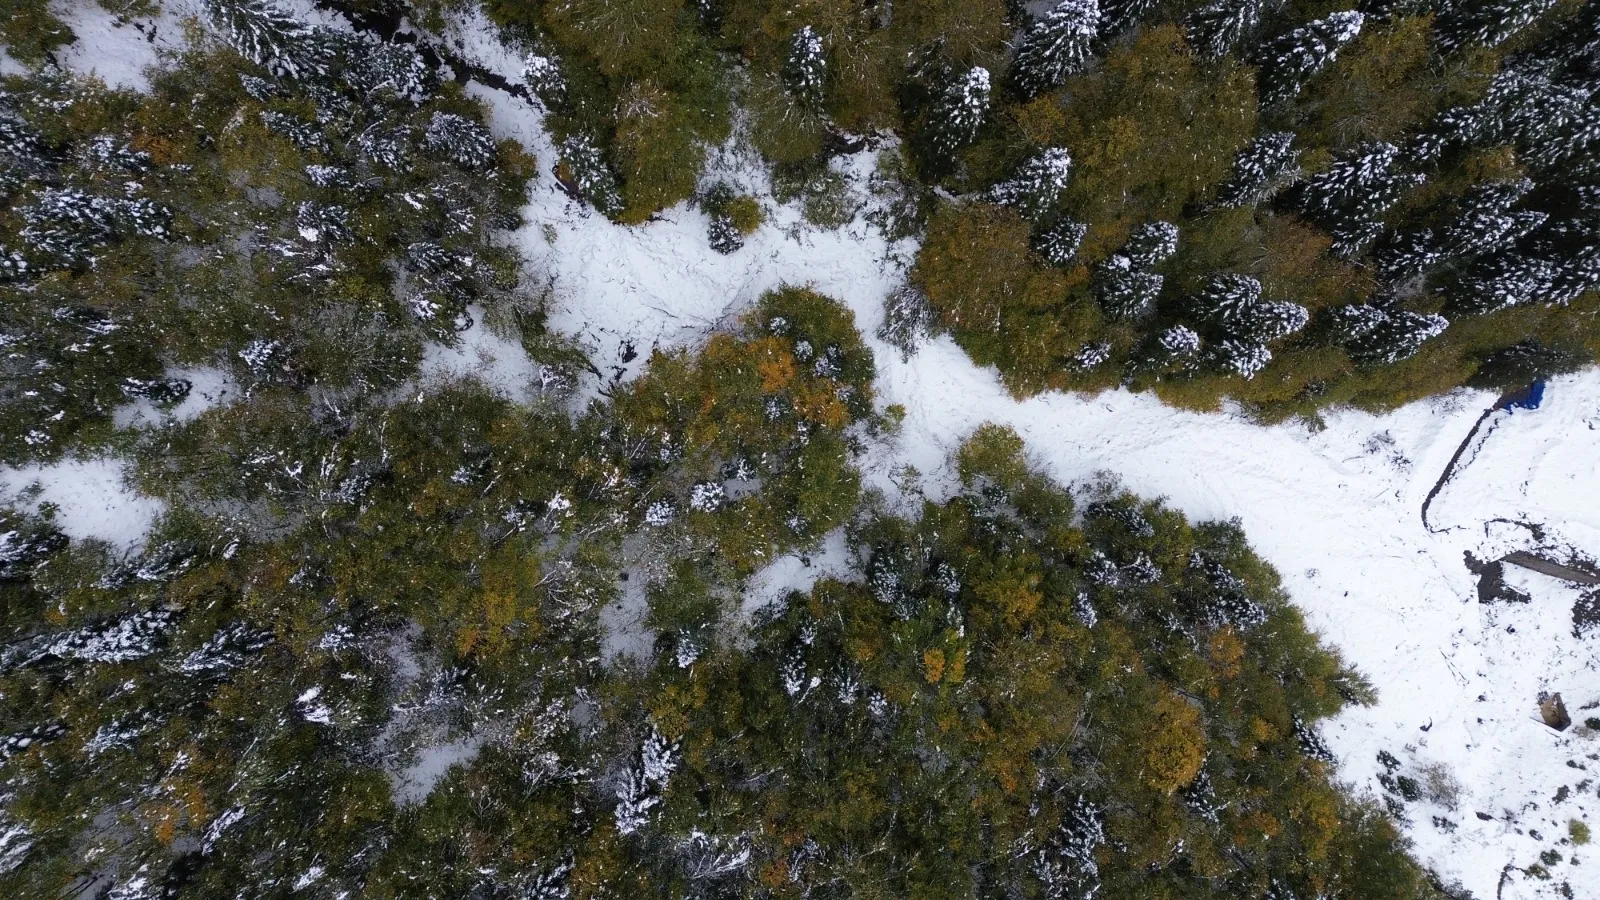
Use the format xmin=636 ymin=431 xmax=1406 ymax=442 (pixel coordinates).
xmin=1505 ymin=379 xmax=1546 ymax=411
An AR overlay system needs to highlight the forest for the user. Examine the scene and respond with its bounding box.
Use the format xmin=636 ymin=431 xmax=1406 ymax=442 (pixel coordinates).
xmin=2 ymin=0 xmax=1596 ymax=896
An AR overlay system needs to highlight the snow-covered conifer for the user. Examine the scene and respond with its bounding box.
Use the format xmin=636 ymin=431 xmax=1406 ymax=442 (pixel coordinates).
xmin=523 ymin=49 xmax=567 ymax=108
xmin=988 ymin=148 xmax=1072 ymax=220
xmin=1437 ymin=0 xmax=1559 ymax=55
xmin=203 ymin=0 xmax=328 ymax=80
xmin=343 ymin=36 xmax=432 ymax=104
xmin=19 ymin=189 xmax=171 ymax=267
xmin=1187 ymin=273 xmax=1262 ymax=323
xmin=1124 ymin=220 xmax=1179 ymax=268
xmin=425 ymin=113 xmax=497 ymax=170
xmin=27 ymin=608 xmax=180 ymax=666
xmin=1346 ymin=309 xmax=1448 ymax=364
xmin=1258 ymin=11 xmax=1364 ymax=106
xmin=1185 ymin=0 xmax=1268 ymax=59
xmin=355 ymin=124 xmax=415 ymax=172
xmin=1094 ymin=255 xmax=1164 ymax=319
xmin=927 ymin=67 xmax=992 ymax=158
xmin=878 ymin=284 xmax=935 ymax=360
xmin=1036 ymin=795 xmax=1105 ymax=899
xmin=1213 ymin=132 xmax=1301 ymax=208
xmin=558 ymin=133 xmax=622 ymax=217
xmin=1294 ymin=141 xmax=1424 ymax=256
xmin=1209 ymin=338 xmax=1272 ymax=378
xmin=783 ymin=26 xmax=828 ymax=107
xmin=1011 ymin=0 xmax=1100 ymax=99
xmin=1072 ymin=341 xmax=1113 ymax=370
xmin=1234 ymin=300 xmax=1310 ymax=342
xmin=1032 ymin=219 xmax=1088 ymax=266
xmin=708 ymin=213 xmax=743 ymax=254
xmin=1099 ymin=0 xmax=1161 ymax=36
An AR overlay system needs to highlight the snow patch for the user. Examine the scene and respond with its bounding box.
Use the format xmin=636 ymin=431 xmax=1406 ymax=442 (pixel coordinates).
xmin=0 ymin=457 xmax=164 ymax=550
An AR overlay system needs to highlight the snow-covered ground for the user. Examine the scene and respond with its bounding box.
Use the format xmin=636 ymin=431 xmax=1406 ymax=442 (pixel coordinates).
xmin=10 ymin=4 xmax=1598 ymax=895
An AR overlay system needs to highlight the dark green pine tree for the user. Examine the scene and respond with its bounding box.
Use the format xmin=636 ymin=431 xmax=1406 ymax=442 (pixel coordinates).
xmin=1011 ymin=0 xmax=1100 ymax=99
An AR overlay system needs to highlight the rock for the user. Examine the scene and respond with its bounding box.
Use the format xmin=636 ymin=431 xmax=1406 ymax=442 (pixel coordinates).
xmin=1539 ymin=692 xmax=1571 ymax=731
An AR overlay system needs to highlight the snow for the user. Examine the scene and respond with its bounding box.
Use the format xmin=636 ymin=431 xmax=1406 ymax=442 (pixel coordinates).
xmin=112 ymin=366 xmax=237 ymax=428
xmin=0 ymin=457 xmax=165 ymax=550
xmin=463 ymin=66 xmax=1598 ymax=892
xmin=48 ymin=0 xmax=191 ymax=92
xmin=388 ymin=734 xmax=485 ymax=804
xmin=418 ymin=305 xmax=542 ymax=401
xmin=24 ymin=3 xmax=1600 ymax=892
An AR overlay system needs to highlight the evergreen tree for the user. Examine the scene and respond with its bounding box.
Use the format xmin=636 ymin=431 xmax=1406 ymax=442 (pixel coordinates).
xmin=1258 ymin=11 xmax=1365 ymax=106
xmin=1209 ymin=338 xmax=1273 ymax=378
xmin=1094 ymin=255 xmax=1164 ymax=319
xmin=783 ymin=26 xmax=828 ymax=108
xmin=1032 ymin=219 xmax=1088 ymax=267
xmin=1379 ymin=178 xmax=1544 ymax=281
xmin=1346 ymin=308 xmax=1448 ymax=364
xmin=927 ymin=67 xmax=993 ymax=159
xmin=1011 ymin=0 xmax=1101 ymax=99
xmin=1186 ymin=0 xmax=1270 ymax=59
xmin=425 ymin=112 xmax=498 ymax=171
xmin=1436 ymin=0 xmax=1560 ymax=55
xmin=1133 ymin=324 xmax=1203 ymax=373
xmin=1213 ymin=132 xmax=1301 ymax=208
xmin=1188 ymin=272 xmax=1263 ymax=323
xmin=1124 ymin=220 xmax=1179 ymax=268
xmin=1294 ymin=141 xmax=1425 ymax=256
xmin=523 ymin=48 xmax=567 ymax=109
xmin=557 ymin=133 xmax=622 ymax=217
xmin=989 ymin=148 xmax=1073 ymax=220
xmin=1094 ymin=222 xmax=1177 ymax=319
xmin=202 ymin=0 xmax=328 ymax=80
xmin=879 ymin=284 xmax=936 ymax=360
xmin=1072 ymin=340 xmax=1113 ymax=370
xmin=1099 ymin=0 xmax=1162 ymax=37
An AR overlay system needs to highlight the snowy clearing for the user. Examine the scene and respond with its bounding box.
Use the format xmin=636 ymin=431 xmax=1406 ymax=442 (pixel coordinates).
xmin=0 ymin=457 xmax=165 ymax=550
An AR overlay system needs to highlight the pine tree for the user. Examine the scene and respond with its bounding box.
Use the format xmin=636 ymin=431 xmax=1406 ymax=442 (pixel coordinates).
xmin=1072 ymin=341 xmax=1113 ymax=370
xmin=989 ymin=148 xmax=1073 ymax=221
xmin=203 ymin=0 xmax=329 ymax=80
xmin=1133 ymin=324 xmax=1202 ymax=373
xmin=1294 ymin=141 xmax=1425 ymax=256
xmin=1095 ymin=256 xmax=1164 ymax=319
xmin=425 ymin=113 xmax=497 ymax=170
xmin=1209 ymin=339 xmax=1273 ymax=378
xmin=523 ymin=48 xmax=567 ymax=109
xmin=708 ymin=213 xmax=743 ymax=254
xmin=1100 ymin=0 xmax=1161 ymax=37
xmin=1258 ymin=11 xmax=1365 ymax=106
xmin=1346 ymin=309 xmax=1448 ymax=364
xmin=1032 ymin=219 xmax=1088 ymax=267
xmin=1186 ymin=0 xmax=1270 ymax=60
xmin=927 ymin=67 xmax=992 ymax=159
xmin=1383 ymin=178 xmax=1545 ymax=280
xmin=1011 ymin=0 xmax=1100 ymax=99
xmin=558 ymin=133 xmax=622 ymax=217
xmin=1213 ymin=132 xmax=1301 ymax=208
xmin=1094 ymin=222 xmax=1176 ymax=319
xmin=1436 ymin=0 xmax=1559 ymax=55
xmin=1124 ymin=220 xmax=1179 ymax=268
xmin=342 ymin=35 xmax=432 ymax=104
xmin=783 ymin=26 xmax=828 ymax=108
xmin=1188 ymin=273 xmax=1263 ymax=323
xmin=1452 ymin=221 xmax=1600 ymax=313
xmin=879 ymin=284 xmax=936 ymax=360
